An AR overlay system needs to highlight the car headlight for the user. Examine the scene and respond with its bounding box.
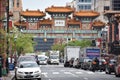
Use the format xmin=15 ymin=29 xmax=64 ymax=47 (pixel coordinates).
xmin=35 ymin=71 xmax=39 ymax=73
xmin=35 ymin=70 xmax=41 ymax=73
xmin=18 ymin=71 xmax=23 ymax=74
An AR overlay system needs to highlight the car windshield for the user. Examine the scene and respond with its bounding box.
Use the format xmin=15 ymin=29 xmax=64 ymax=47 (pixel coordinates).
xmin=38 ymin=57 xmax=46 ymax=61
xmin=50 ymin=56 xmax=58 ymax=59
xmin=110 ymin=59 xmax=116 ymax=63
xmin=19 ymin=62 xmax=39 ymax=68
xmin=18 ymin=56 xmax=36 ymax=62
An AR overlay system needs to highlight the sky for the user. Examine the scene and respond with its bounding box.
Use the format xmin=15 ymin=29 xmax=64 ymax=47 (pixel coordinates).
xmin=22 ymin=0 xmax=73 ymax=11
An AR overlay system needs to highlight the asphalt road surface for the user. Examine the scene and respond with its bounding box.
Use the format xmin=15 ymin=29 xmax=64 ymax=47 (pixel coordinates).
xmin=40 ymin=63 xmax=120 ymax=80
xmin=12 ymin=63 xmax=120 ymax=80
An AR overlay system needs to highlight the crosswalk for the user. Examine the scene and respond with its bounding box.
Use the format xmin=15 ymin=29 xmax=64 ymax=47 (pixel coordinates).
xmin=41 ymin=70 xmax=105 ymax=78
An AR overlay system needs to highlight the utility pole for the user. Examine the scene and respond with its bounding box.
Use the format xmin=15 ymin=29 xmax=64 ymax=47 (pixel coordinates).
xmin=6 ymin=0 xmax=9 ymax=74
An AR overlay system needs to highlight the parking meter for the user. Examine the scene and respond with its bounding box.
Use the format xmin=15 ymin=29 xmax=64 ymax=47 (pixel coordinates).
xmin=0 ymin=56 xmax=2 ymax=77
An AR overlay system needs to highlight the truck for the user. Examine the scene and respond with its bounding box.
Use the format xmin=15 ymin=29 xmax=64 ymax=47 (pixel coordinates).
xmin=83 ymin=47 xmax=100 ymax=59
xmin=64 ymin=46 xmax=81 ymax=67
xmin=48 ymin=51 xmax=59 ymax=65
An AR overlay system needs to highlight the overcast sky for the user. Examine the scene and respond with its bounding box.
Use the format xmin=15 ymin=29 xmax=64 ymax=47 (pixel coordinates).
xmin=22 ymin=0 xmax=73 ymax=11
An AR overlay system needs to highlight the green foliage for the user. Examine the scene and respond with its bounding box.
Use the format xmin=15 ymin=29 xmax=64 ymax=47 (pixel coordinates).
xmin=9 ymin=27 xmax=35 ymax=55
xmin=51 ymin=39 xmax=92 ymax=53
xmin=68 ymin=39 xmax=92 ymax=48
xmin=51 ymin=43 xmax=66 ymax=53
xmin=0 ymin=28 xmax=6 ymax=54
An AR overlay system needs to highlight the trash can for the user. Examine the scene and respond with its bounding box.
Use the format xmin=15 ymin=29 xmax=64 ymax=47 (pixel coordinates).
xmin=9 ymin=63 xmax=14 ymax=70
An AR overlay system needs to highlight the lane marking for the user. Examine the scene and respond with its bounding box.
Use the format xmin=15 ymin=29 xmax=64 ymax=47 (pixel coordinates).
xmin=87 ymin=71 xmax=95 ymax=74
xmin=53 ymin=72 xmax=59 ymax=74
xmin=64 ymin=72 xmax=78 ymax=77
xmin=42 ymin=72 xmax=48 ymax=78
xmin=75 ymin=72 xmax=83 ymax=74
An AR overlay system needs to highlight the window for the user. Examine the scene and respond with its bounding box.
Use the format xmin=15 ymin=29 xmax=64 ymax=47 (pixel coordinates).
xmin=17 ymin=0 xmax=19 ymax=7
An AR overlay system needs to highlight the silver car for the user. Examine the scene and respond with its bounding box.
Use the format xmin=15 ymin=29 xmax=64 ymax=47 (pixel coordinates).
xmin=15 ymin=61 xmax=41 ymax=80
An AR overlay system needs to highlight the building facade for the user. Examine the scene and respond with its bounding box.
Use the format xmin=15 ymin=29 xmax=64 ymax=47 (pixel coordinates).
xmin=14 ymin=6 xmax=105 ymax=51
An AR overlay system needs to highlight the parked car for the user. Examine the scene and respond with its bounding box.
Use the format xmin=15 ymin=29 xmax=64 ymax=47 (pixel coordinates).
xmin=81 ymin=58 xmax=92 ymax=70
xmin=105 ymin=59 xmax=116 ymax=74
xmin=90 ymin=58 xmax=107 ymax=71
xmin=73 ymin=58 xmax=79 ymax=68
xmin=114 ymin=55 xmax=120 ymax=77
xmin=79 ymin=57 xmax=90 ymax=68
xmin=15 ymin=61 xmax=41 ymax=80
xmin=99 ymin=59 xmax=107 ymax=71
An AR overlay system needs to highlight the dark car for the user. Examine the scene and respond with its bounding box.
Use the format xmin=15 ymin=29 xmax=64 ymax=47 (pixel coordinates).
xmin=114 ymin=55 xmax=120 ymax=77
xmin=90 ymin=58 xmax=107 ymax=72
xmin=105 ymin=59 xmax=116 ymax=74
xmin=99 ymin=59 xmax=107 ymax=71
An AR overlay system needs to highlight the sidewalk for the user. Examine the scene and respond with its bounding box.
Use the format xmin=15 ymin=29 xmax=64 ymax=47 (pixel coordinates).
xmin=0 ymin=70 xmax=15 ymax=80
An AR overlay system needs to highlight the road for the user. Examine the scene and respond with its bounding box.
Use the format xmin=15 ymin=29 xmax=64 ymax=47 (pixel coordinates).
xmin=12 ymin=63 xmax=120 ymax=80
xmin=40 ymin=63 xmax=120 ymax=80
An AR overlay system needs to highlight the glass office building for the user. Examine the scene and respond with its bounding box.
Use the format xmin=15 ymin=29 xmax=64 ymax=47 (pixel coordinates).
xmin=76 ymin=0 xmax=92 ymax=11
xmin=112 ymin=0 xmax=120 ymax=10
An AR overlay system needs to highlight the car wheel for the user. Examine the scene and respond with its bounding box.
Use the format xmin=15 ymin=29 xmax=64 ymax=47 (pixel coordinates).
xmin=38 ymin=78 xmax=41 ymax=80
xmin=115 ymin=71 xmax=120 ymax=77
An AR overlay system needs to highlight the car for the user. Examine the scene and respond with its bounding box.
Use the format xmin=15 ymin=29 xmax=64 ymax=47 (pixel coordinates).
xmin=73 ymin=58 xmax=79 ymax=68
xmin=81 ymin=58 xmax=92 ymax=70
xmin=15 ymin=61 xmax=41 ymax=80
xmin=99 ymin=59 xmax=107 ymax=71
xmin=114 ymin=55 xmax=120 ymax=77
xmin=105 ymin=59 xmax=116 ymax=74
xmin=38 ymin=55 xmax=48 ymax=65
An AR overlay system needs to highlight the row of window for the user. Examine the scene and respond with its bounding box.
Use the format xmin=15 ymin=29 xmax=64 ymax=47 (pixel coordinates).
xmin=78 ymin=0 xmax=91 ymax=3
xmin=78 ymin=5 xmax=91 ymax=10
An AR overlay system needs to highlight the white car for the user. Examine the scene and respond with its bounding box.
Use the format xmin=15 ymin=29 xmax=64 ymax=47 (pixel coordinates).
xmin=15 ymin=61 xmax=41 ymax=80
xmin=38 ymin=55 xmax=47 ymax=65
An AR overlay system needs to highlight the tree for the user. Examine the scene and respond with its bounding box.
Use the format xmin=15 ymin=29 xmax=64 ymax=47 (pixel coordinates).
xmin=9 ymin=27 xmax=35 ymax=56
xmin=67 ymin=39 xmax=92 ymax=48
xmin=0 ymin=28 xmax=6 ymax=54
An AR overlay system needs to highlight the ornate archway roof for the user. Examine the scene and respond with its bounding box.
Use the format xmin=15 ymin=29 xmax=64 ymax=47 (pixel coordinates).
xmin=20 ymin=9 xmax=46 ymax=17
xmin=14 ymin=21 xmax=27 ymax=27
xmin=67 ymin=18 xmax=81 ymax=25
xmin=74 ymin=10 xmax=99 ymax=17
xmin=39 ymin=18 xmax=52 ymax=24
xmin=92 ymin=20 xmax=105 ymax=27
xmin=45 ymin=6 xmax=74 ymax=13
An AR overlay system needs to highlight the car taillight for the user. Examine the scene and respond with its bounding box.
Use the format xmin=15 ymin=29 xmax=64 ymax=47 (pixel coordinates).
xmin=92 ymin=61 xmax=96 ymax=64
xmin=104 ymin=62 xmax=107 ymax=65
xmin=109 ymin=64 xmax=113 ymax=66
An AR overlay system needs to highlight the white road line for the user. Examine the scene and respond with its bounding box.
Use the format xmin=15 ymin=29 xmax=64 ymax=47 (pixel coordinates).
xmin=53 ymin=72 xmax=59 ymax=74
xmin=42 ymin=72 xmax=48 ymax=78
xmin=64 ymin=72 xmax=78 ymax=77
xmin=87 ymin=71 xmax=95 ymax=74
xmin=75 ymin=72 xmax=83 ymax=74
